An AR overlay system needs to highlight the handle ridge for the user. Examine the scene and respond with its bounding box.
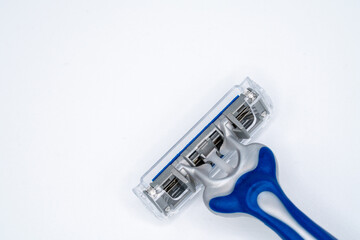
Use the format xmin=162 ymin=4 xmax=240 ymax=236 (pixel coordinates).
xmin=209 ymin=147 xmax=336 ymax=240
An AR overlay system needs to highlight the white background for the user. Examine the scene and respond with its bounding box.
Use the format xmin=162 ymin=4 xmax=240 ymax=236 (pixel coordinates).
xmin=1 ymin=1 xmax=359 ymax=239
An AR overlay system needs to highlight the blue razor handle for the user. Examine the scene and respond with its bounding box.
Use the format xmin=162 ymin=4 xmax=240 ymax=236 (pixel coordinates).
xmin=183 ymin=125 xmax=335 ymax=240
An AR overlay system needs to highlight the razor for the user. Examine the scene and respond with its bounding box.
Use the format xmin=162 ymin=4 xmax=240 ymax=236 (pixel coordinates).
xmin=133 ymin=78 xmax=335 ymax=240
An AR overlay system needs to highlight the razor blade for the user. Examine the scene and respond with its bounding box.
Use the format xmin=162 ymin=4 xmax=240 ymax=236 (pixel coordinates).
xmin=133 ymin=78 xmax=273 ymax=219
xmin=133 ymin=78 xmax=336 ymax=240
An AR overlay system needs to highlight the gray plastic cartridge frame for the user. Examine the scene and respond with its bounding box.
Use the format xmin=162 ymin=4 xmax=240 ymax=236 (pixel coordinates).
xmin=133 ymin=78 xmax=273 ymax=219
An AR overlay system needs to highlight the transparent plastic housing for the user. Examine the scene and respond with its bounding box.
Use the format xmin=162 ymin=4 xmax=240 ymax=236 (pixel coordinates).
xmin=133 ymin=78 xmax=273 ymax=219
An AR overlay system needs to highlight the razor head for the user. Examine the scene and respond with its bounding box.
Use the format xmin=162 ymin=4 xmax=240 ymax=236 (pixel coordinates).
xmin=133 ymin=78 xmax=273 ymax=219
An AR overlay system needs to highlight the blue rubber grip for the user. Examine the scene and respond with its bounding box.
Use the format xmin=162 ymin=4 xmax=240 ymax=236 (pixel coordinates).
xmin=209 ymin=147 xmax=336 ymax=240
